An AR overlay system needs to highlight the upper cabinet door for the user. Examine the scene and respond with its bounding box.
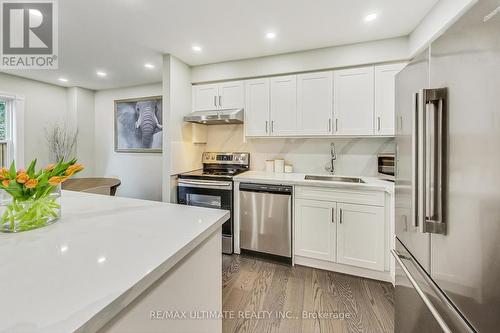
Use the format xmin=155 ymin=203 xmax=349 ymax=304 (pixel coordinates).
xmin=374 ymin=63 xmax=406 ymax=136
xmin=334 ymin=66 xmax=375 ymax=135
xmin=245 ymin=78 xmax=270 ymax=137
xmin=336 ymin=203 xmax=385 ymax=271
xmin=219 ymin=81 xmax=244 ymax=109
xmin=193 ymin=83 xmax=219 ymax=111
xmin=297 ymin=72 xmax=333 ymax=136
xmin=270 ymin=75 xmax=297 ymax=136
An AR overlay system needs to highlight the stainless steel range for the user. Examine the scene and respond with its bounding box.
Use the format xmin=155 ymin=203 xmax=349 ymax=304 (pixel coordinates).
xmin=177 ymin=152 xmax=250 ymax=254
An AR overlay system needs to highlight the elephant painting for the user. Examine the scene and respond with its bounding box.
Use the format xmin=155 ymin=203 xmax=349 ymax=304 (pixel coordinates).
xmin=114 ymin=96 xmax=162 ymax=152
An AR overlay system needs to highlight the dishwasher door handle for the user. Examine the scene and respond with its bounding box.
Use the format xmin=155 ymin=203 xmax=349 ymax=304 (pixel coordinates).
xmin=239 ymin=183 xmax=293 ymax=194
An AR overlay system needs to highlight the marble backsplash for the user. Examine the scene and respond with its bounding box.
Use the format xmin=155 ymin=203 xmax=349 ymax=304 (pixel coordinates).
xmin=204 ymin=125 xmax=395 ymax=176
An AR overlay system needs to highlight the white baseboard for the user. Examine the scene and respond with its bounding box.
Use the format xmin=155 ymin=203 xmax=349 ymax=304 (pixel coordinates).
xmin=294 ymin=256 xmax=392 ymax=283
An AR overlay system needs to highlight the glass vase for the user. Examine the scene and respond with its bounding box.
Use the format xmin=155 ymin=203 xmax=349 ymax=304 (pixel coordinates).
xmin=0 ymin=184 xmax=61 ymax=233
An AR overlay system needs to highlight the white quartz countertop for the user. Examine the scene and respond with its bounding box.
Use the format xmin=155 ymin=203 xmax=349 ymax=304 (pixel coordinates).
xmin=234 ymin=171 xmax=394 ymax=193
xmin=0 ymin=191 xmax=229 ymax=333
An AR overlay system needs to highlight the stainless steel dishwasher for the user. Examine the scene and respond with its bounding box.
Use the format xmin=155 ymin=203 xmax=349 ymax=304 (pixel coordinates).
xmin=239 ymin=183 xmax=292 ymax=260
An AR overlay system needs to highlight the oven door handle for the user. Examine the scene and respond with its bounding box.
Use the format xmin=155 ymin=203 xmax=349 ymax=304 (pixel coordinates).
xmin=178 ymin=179 xmax=233 ymax=190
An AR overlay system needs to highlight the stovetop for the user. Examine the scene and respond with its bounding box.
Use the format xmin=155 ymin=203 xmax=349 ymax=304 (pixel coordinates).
xmin=178 ymin=152 xmax=250 ymax=181
xmin=178 ymin=168 xmax=246 ymax=181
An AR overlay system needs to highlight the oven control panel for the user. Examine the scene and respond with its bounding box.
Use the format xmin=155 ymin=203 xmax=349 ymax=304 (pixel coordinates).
xmin=203 ymin=152 xmax=250 ymax=165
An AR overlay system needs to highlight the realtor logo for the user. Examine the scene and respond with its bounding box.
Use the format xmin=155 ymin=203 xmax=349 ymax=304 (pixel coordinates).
xmin=1 ymin=0 xmax=58 ymax=69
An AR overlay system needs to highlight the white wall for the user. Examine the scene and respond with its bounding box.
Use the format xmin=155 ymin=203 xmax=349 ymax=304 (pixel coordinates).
xmin=67 ymin=87 xmax=96 ymax=176
xmin=408 ymin=0 xmax=477 ymax=56
xmin=94 ymin=83 xmax=163 ymax=201
xmin=163 ymin=54 xmax=204 ymax=203
xmin=191 ymin=37 xmax=409 ymax=83
xmin=205 ymin=125 xmax=394 ymax=176
xmin=0 ymin=72 xmax=69 ymax=167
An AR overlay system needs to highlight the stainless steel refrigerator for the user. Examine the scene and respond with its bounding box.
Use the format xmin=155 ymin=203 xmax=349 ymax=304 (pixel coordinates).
xmin=394 ymin=0 xmax=500 ymax=332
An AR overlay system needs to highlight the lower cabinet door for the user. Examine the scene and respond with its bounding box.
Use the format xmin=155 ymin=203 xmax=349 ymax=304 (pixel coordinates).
xmin=294 ymin=199 xmax=336 ymax=261
xmin=337 ymin=203 xmax=385 ymax=271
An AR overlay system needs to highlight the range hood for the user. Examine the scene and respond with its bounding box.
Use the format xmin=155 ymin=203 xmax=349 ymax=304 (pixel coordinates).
xmin=183 ymin=108 xmax=244 ymax=125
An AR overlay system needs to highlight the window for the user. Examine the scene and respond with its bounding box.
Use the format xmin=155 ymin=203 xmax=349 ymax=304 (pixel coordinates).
xmin=0 ymin=99 xmax=11 ymax=167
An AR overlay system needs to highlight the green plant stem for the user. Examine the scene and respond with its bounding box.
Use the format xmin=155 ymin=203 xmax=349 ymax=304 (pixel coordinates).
xmin=1 ymin=195 xmax=60 ymax=232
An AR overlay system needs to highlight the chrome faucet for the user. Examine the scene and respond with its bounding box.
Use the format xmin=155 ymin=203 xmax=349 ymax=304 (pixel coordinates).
xmin=325 ymin=143 xmax=336 ymax=174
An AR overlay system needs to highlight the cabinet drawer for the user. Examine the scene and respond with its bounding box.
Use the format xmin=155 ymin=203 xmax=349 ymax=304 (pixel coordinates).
xmin=295 ymin=186 xmax=384 ymax=206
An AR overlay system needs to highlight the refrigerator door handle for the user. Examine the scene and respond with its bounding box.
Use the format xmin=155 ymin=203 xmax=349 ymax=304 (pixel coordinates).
xmin=422 ymin=88 xmax=447 ymax=235
xmin=392 ymin=249 xmax=454 ymax=333
xmin=413 ymin=92 xmax=421 ymax=228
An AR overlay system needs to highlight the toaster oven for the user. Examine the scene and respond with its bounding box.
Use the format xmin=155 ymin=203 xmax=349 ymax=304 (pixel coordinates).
xmin=378 ymin=154 xmax=395 ymax=182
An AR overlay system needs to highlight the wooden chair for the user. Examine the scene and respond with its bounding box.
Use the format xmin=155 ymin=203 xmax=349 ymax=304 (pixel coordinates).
xmin=62 ymin=178 xmax=121 ymax=196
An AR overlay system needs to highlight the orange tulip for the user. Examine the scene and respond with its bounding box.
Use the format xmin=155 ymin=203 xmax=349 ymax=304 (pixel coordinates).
xmin=16 ymin=169 xmax=26 ymax=175
xmin=16 ymin=172 xmax=29 ymax=184
xmin=65 ymin=163 xmax=84 ymax=176
xmin=48 ymin=176 xmax=64 ymax=186
xmin=25 ymin=178 xmax=38 ymax=189
xmin=0 ymin=167 xmax=8 ymax=178
xmin=45 ymin=163 xmax=56 ymax=171
xmin=2 ymin=179 xmax=10 ymax=187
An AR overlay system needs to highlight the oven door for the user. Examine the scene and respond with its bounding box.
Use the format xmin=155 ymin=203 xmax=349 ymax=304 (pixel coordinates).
xmin=177 ymin=179 xmax=233 ymax=254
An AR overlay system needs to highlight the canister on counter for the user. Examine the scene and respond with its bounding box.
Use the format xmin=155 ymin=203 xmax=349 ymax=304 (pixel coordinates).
xmin=265 ymin=160 xmax=275 ymax=173
xmin=274 ymin=159 xmax=285 ymax=173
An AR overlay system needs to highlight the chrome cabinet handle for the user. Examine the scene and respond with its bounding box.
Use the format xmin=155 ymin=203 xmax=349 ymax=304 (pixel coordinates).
xmin=377 ymin=116 xmax=381 ymax=132
xmin=214 ymin=96 xmax=217 ymax=107
xmin=332 ymin=207 xmax=335 ymax=223
xmin=335 ymin=118 xmax=339 ymax=133
xmin=219 ymin=95 xmax=222 ymax=108
xmin=265 ymin=121 xmax=268 ymax=133
xmin=328 ymin=118 xmax=332 ymax=132
xmin=339 ymin=208 xmax=343 ymax=224
xmin=271 ymin=120 xmax=274 ymax=133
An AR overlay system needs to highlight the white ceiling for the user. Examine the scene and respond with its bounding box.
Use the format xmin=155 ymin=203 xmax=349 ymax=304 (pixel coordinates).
xmin=1 ymin=0 xmax=439 ymax=90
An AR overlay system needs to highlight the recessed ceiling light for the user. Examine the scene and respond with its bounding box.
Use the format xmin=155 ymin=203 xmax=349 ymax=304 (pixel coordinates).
xmin=96 ymin=71 xmax=107 ymax=77
xmin=58 ymin=77 xmax=68 ymax=83
xmin=364 ymin=13 xmax=378 ymax=22
xmin=144 ymin=63 xmax=155 ymax=69
xmin=266 ymin=32 xmax=276 ymax=39
xmin=192 ymin=45 xmax=202 ymax=52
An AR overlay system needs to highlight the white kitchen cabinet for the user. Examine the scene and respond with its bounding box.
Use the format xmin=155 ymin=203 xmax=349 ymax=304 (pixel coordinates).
xmin=192 ymin=83 xmax=219 ymax=111
xmin=297 ymin=71 xmax=333 ymax=136
xmin=333 ymin=66 xmax=374 ymax=135
xmin=336 ymin=203 xmax=385 ymax=271
xmin=193 ymin=81 xmax=244 ymax=111
xmin=219 ymin=81 xmax=245 ymax=109
xmin=295 ymin=199 xmax=336 ymax=261
xmin=294 ymin=186 xmax=388 ymax=279
xmin=270 ymin=75 xmax=297 ymax=136
xmin=374 ymin=63 xmax=406 ymax=136
xmin=193 ymin=62 xmax=404 ymax=139
xmin=244 ymin=78 xmax=270 ymax=137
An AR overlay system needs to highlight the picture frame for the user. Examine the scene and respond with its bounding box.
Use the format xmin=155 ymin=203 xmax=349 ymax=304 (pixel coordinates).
xmin=114 ymin=96 xmax=163 ymax=153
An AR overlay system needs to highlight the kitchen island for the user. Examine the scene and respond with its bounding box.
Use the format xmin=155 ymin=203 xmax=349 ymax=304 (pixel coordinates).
xmin=0 ymin=191 xmax=229 ymax=333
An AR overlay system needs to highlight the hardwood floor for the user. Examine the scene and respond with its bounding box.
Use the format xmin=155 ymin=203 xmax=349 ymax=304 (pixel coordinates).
xmin=222 ymin=254 xmax=394 ymax=333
